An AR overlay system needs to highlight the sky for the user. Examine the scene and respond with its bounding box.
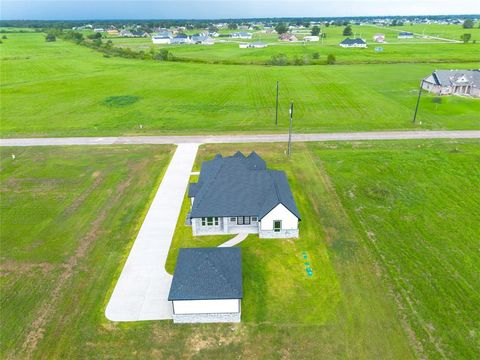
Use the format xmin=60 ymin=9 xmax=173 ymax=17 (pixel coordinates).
xmin=1 ymin=0 xmax=479 ymax=20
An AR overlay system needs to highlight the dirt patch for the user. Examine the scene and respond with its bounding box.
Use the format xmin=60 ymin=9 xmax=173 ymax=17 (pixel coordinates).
xmin=21 ymin=176 xmax=132 ymax=358
xmin=0 ymin=260 xmax=54 ymax=277
xmin=63 ymin=174 xmax=104 ymax=216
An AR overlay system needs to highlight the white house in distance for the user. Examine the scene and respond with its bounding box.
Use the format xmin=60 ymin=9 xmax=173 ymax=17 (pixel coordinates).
xmin=339 ymin=38 xmax=367 ymax=48
xmin=168 ymin=247 xmax=243 ymax=323
xmin=422 ymin=70 xmax=480 ymax=98
xmin=188 ymin=151 xmax=301 ymax=238
xmin=230 ymin=32 xmax=253 ymax=39
xmin=373 ymin=33 xmax=385 ymax=43
xmin=303 ymin=35 xmax=320 ymax=42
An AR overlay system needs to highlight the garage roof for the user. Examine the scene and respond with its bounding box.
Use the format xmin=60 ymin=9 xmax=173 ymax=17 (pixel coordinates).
xmin=168 ymin=247 xmax=243 ymax=301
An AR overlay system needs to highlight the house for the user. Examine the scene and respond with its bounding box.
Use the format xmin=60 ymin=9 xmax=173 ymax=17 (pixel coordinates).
xmin=131 ymin=31 xmax=149 ymax=38
xmin=398 ymin=32 xmax=414 ymax=39
xmin=339 ymin=38 xmax=367 ymax=48
xmin=373 ymin=33 xmax=385 ymax=43
xmin=119 ymin=30 xmax=133 ymax=37
xmin=249 ymin=41 xmax=268 ymax=48
xmin=191 ymin=34 xmax=215 ymax=45
xmin=107 ymin=29 xmax=119 ymax=36
xmin=303 ymin=35 xmax=320 ymax=42
xmin=152 ymin=35 xmax=172 ymax=44
xmin=171 ymin=34 xmax=192 ymax=44
xmin=93 ymin=28 xmax=105 ymax=33
xmin=239 ymin=42 xmax=249 ymax=48
xmin=279 ymin=33 xmax=298 ymax=42
xmin=422 ymin=70 xmax=480 ymax=98
xmin=230 ymin=32 xmax=253 ymax=39
xmin=168 ymin=247 xmax=243 ymax=323
xmin=188 ymin=151 xmax=301 ymax=238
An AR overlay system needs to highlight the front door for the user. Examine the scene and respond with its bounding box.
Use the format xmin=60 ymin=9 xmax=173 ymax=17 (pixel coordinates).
xmin=273 ymin=220 xmax=281 ymax=232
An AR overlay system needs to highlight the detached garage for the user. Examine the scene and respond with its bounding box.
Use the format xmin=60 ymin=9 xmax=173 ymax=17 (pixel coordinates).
xmin=168 ymin=247 xmax=243 ymax=323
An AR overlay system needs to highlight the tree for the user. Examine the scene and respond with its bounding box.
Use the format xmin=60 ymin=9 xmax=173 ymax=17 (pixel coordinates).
xmin=312 ymin=52 xmax=320 ymax=59
xmin=343 ymin=25 xmax=353 ymax=36
xmin=327 ymin=54 xmax=336 ymax=65
xmin=311 ymin=26 xmax=320 ymax=36
xmin=88 ymin=32 xmax=102 ymax=40
xmin=2 ymin=35 xmax=7 ymax=39
xmin=275 ymin=23 xmax=288 ymax=35
xmin=463 ymin=19 xmax=474 ymax=29
xmin=461 ymin=33 xmax=472 ymax=43
xmin=228 ymin=23 xmax=238 ymax=30
xmin=45 ymin=33 xmax=56 ymax=42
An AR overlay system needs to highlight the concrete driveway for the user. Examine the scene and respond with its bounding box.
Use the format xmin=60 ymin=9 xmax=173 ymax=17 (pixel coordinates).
xmin=105 ymin=143 xmax=199 ymax=321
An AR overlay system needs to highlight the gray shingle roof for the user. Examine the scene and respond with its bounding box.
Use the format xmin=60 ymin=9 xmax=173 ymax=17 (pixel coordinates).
xmin=340 ymin=38 xmax=366 ymax=45
xmin=168 ymin=247 xmax=243 ymax=301
xmin=189 ymin=152 xmax=300 ymax=220
xmin=428 ymin=70 xmax=480 ymax=88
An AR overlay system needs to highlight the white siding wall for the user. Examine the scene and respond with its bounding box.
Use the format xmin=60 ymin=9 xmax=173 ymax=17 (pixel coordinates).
xmin=260 ymin=204 xmax=298 ymax=230
xmin=173 ymin=299 xmax=240 ymax=314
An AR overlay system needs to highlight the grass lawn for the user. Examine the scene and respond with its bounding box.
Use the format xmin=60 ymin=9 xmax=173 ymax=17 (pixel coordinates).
xmin=2 ymin=140 xmax=479 ymax=358
xmin=167 ymin=139 xmax=480 ymax=359
xmin=0 ymin=145 xmax=175 ymax=358
xmin=1 ymin=33 xmax=479 ymax=138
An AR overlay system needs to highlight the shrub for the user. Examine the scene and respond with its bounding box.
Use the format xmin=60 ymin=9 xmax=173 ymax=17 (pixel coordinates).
xmin=463 ymin=19 xmax=474 ymax=29
xmin=461 ymin=33 xmax=472 ymax=43
xmin=312 ymin=52 xmax=320 ymax=59
xmin=2 ymin=35 xmax=7 ymax=39
xmin=45 ymin=33 xmax=56 ymax=42
xmin=268 ymin=53 xmax=289 ymax=66
xmin=327 ymin=54 xmax=336 ymax=65
xmin=343 ymin=25 xmax=353 ymax=36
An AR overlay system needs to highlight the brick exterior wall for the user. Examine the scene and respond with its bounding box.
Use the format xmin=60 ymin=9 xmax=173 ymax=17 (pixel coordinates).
xmin=172 ymin=312 xmax=241 ymax=323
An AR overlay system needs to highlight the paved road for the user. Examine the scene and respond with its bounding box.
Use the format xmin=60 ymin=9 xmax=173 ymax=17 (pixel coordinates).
xmin=1 ymin=130 xmax=479 ymax=147
xmin=105 ymin=143 xmax=199 ymax=321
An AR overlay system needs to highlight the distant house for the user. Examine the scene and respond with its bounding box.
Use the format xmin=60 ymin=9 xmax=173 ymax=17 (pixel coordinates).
xmin=119 ymin=30 xmax=133 ymax=37
xmin=373 ymin=33 xmax=385 ymax=43
xmin=249 ymin=41 xmax=268 ymax=48
xmin=398 ymin=32 xmax=414 ymax=39
xmin=152 ymin=35 xmax=172 ymax=44
xmin=230 ymin=32 xmax=253 ymax=39
xmin=171 ymin=34 xmax=192 ymax=44
xmin=279 ymin=33 xmax=298 ymax=42
xmin=191 ymin=34 xmax=215 ymax=45
xmin=339 ymin=38 xmax=367 ymax=48
xmin=239 ymin=42 xmax=249 ymax=48
xmin=107 ymin=29 xmax=119 ymax=36
xmin=131 ymin=31 xmax=149 ymax=38
xmin=303 ymin=35 xmax=320 ymax=42
xmin=93 ymin=28 xmax=105 ymax=33
xmin=422 ymin=70 xmax=480 ymax=98
xmin=188 ymin=151 xmax=301 ymax=238
xmin=169 ymin=247 xmax=243 ymax=324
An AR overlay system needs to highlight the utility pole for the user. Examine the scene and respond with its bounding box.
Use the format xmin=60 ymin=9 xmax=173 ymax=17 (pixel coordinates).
xmin=275 ymin=81 xmax=279 ymax=126
xmin=413 ymin=80 xmax=424 ymax=123
xmin=287 ymin=101 xmax=293 ymax=156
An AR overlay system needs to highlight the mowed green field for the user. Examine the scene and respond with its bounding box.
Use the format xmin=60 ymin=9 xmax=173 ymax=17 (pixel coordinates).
xmin=1 ymin=32 xmax=479 ymax=138
xmin=109 ymin=23 xmax=480 ymax=65
xmin=2 ymin=140 xmax=478 ymax=358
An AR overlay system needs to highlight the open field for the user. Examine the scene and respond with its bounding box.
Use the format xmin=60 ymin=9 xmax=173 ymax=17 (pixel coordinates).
xmin=2 ymin=140 xmax=478 ymax=358
xmin=390 ymin=23 xmax=480 ymax=42
xmin=0 ymin=145 xmax=174 ymax=358
xmin=1 ymin=33 xmax=479 ymax=138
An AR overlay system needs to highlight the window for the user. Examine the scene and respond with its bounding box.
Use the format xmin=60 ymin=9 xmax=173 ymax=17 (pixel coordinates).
xmin=237 ymin=216 xmax=251 ymax=225
xmin=273 ymin=220 xmax=282 ymax=232
xmin=230 ymin=217 xmax=236 ymax=223
xmin=251 ymin=217 xmax=258 ymax=222
xmin=201 ymin=217 xmax=219 ymax=226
